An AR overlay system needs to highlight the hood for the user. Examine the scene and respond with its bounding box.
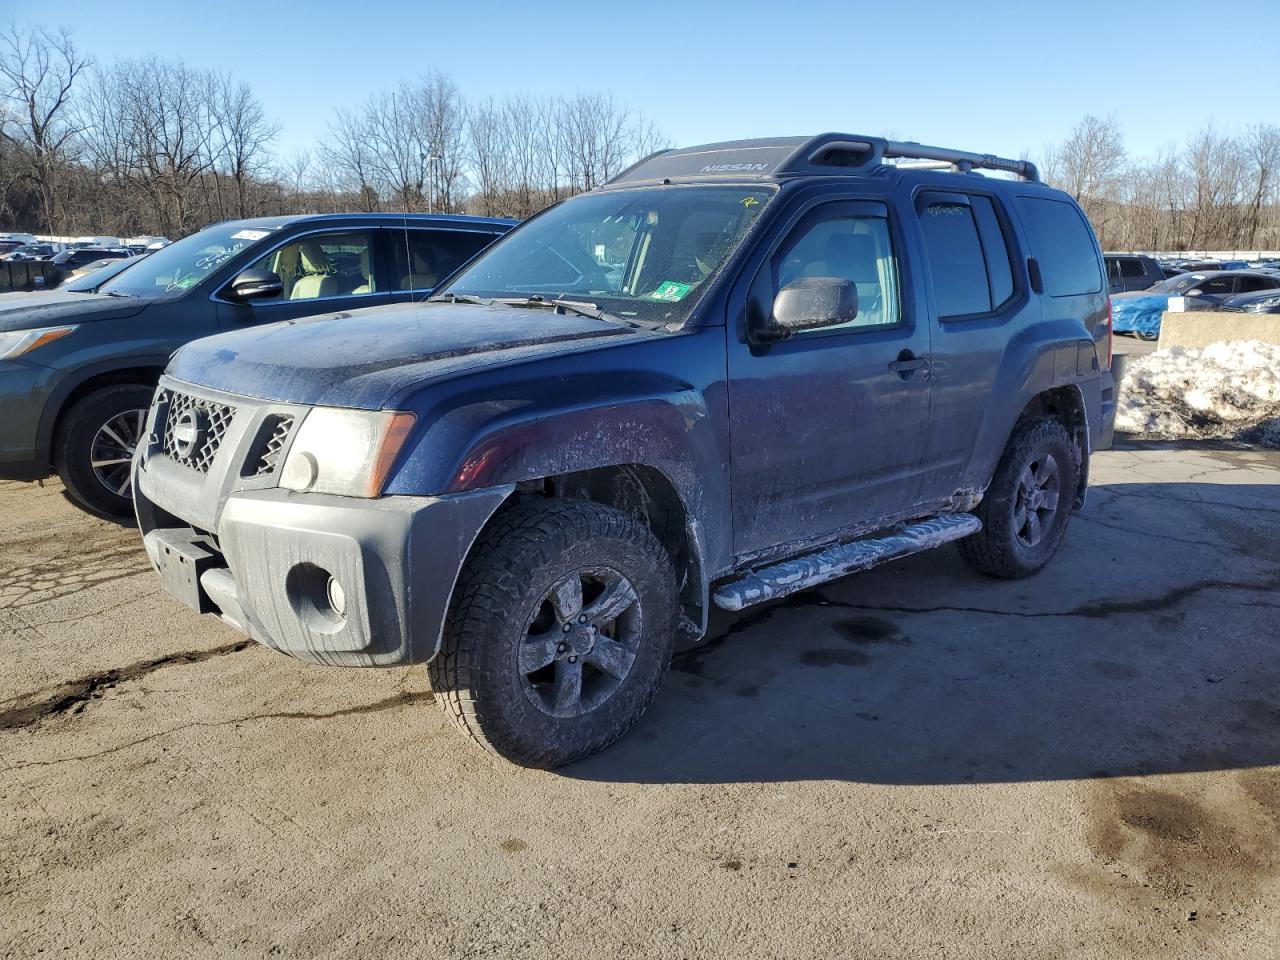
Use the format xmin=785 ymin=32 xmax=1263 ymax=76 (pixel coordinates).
xmin=0 ymin=290 xmax=148 ymax=332
xmin=167 ymin=300 xmax=656 ymax=409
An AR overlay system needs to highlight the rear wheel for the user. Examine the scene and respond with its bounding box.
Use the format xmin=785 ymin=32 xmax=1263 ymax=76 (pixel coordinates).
xmin=430 ymin=498 xmax=678 ymax=768
xmin=1135 ymin=330 xmax=1158 ymax=342
xmin=959 ymin=417 xmax=1079 ymax=579
xmin=55 ymin=384 xmax=154 ymax=522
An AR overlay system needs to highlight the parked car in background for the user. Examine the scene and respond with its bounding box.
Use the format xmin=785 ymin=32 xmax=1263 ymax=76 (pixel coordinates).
xmin=63 ymin=256 xmax=138 ymax=284
xmin=1218 ymin=289 xmax=1280 ymax=313
xmin=132 ymin=133 xmax=1113 ymax=767
xmin=1112 ymin=269 xmax=1280 ymax=339
xmin=1104 ymin=253 xmax=1164 ymax=293
xmin=0 ymin=212 xmax=514 ymax=520
xmin=0 ymin=239 xmax=26 ymax=257
xmin=50 ymin=247 xmax=134 ymax=272
xmin=5 ymin=243 xmax=59 ymax=261
xmin=56 ymin=255 xmax=141 ymax=291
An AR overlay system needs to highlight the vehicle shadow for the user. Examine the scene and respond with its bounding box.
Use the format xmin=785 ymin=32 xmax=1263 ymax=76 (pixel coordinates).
xmin=565 ymin=480 xmax=1280 ymax=785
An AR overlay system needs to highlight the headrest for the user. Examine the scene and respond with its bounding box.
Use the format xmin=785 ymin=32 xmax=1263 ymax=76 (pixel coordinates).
xmin=298 ymin=240 xmax=331 ymax=274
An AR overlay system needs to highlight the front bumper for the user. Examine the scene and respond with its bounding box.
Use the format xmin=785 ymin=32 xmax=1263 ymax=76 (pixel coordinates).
xmin=133 ymin=376 xmax=511 ymax=667
xmin=0 ymin=358 xmax=57 ymax=479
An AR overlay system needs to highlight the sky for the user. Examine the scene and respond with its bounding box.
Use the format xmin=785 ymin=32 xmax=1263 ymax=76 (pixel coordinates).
xmin=11 ymin=0 xmax=1280 ymax=167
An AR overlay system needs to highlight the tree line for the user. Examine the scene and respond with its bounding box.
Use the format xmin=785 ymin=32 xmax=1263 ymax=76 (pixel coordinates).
xmin=1040 ymin=115 xmax=1280 ymax=252
xmin=0 ymin=23 xmax=663 ymax=239
xmin=2 ymin=22 xmax=1278 ymax=252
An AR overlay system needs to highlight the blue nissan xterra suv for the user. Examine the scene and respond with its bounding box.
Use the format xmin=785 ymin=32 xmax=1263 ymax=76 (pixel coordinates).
xmin=134 ymin=135 xmax=1117 ymax=767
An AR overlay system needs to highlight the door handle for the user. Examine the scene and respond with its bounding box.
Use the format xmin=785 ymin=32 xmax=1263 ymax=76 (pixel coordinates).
xmin=888 ymin=352 xmax=930 ymax=375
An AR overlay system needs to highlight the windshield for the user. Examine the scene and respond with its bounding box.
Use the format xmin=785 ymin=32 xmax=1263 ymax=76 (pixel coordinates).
xmin=441 ymin=185 xmax=775 ymax=326
xmin=99 ymin=222 xmax=279 ymax=299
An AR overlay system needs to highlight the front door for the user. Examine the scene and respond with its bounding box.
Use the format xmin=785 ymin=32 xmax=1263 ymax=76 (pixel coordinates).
xmin=215 ymin=229 xmax=388 ymax=329
xmin=727 ymin=199 xmax=932 ymax=560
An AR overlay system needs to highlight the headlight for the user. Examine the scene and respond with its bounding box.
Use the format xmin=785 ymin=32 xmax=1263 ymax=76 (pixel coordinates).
xmin=0 ymin=325 xmax=77 ymax=360
xmin=279 ymin=407 xmax=416 ymax=498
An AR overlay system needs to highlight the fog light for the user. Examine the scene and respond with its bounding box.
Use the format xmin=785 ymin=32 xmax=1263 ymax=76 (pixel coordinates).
xmin=281 ymin=450 xmax=318 ymax=491
xmin=326 ymin=576 xmax=346 ymax=617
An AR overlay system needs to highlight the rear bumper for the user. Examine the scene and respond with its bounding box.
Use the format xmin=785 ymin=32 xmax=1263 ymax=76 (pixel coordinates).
xmin=135 ymin=458 xmax=511 ymax=667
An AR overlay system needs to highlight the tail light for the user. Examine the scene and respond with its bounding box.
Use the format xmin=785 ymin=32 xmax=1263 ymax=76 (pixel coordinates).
xmin=1102 ymin=296 xmax=1113 ymax=370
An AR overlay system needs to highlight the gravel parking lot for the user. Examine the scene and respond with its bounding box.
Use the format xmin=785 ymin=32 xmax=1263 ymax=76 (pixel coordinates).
xmin=2 ymin=442 xmax=1277 ymax=959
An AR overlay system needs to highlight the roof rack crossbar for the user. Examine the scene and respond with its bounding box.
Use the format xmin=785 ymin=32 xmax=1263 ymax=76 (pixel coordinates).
xmin=879 ymin=139 xmax=1039 ymax=182
xmin=794 ymin=134 xmax=1039 ymax=182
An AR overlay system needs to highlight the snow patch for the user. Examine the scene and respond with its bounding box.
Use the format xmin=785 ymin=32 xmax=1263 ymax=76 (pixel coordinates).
xmin=1117 ymin=340 xmax=1280 ymax=447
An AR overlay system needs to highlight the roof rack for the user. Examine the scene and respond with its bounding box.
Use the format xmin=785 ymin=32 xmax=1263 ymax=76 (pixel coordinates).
xmin=607 ymin=133 xmax=1040 ymax=186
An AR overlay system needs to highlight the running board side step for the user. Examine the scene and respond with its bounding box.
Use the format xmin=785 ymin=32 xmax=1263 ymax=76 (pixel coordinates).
xmin=712 ymin=513 xmax=982 ymax=612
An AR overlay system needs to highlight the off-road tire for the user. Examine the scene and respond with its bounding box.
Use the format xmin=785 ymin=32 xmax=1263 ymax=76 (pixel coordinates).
xmin=959 ymin=417 xmax=1079 ymax=579
xmin=55 ymin=384 xmax=154 ymax=523
xmin=429 ymin=498 xmax=678 ymax=768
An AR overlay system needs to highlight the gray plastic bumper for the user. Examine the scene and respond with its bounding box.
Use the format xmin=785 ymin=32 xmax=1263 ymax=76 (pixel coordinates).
xmin=136 ymin=472 xmax=511 ymax=667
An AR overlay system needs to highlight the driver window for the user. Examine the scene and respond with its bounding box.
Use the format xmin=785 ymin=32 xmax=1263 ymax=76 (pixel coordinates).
xmin=242 ymin=232 xmax=375 ymax=302
xmin=774 ymin=215 xmax=901 ymax=331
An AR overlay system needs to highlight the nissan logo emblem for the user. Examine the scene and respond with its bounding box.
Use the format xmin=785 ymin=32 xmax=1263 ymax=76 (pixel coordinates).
xmin=171 ymin=408 xmax=206 ymax=459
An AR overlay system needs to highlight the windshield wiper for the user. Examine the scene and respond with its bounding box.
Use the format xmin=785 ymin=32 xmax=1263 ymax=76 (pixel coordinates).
xmin=428 ymin=292 xmax=491 ymax=305
xmin=499 ymin=295 xmax=639 ymax=328
xmin=102 ymin=290 xmax=135 ymax=298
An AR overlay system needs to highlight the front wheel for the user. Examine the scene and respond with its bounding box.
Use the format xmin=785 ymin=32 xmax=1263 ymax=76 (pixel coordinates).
xmin=54 ymin=384 xmax=155 ymax=522
xmin=429 ymin=498 xmax=678 ymax=768
xmin=1135 ymin=330 xmax=1158 ymax=342
xmin=959 ymin=417 xmax=1079 ymax=579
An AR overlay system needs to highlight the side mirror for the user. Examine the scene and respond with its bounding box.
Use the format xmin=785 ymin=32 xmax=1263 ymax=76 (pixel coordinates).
xmin=229 ymin=268 xmax=283 ymax=301
xmin=1185 ymin=288 xmax=1202 ymax=297
xmin=757 ymin=277 xmax=858 ymax=341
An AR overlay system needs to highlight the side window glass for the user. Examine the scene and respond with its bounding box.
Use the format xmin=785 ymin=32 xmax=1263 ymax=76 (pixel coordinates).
xmin=772 ymin=215 xmax=901 ymax=332
xmin=918 ymin=199 xmax=991 ymax=318
xmin=1120 ymin=258 xmax=1145 ymax=278
xmin=242 ymin=232 xmax=375 ymax=302
xmin=1238 ymin=275 xmax=1277 ymax=293
xmin=971 ymin=195 xmax=1014 ymax=308
xmin=1014 ymin=197 xmax=1102 ymax=296
xmin=392 ymin=230 xmax=496 ymax=292
xmin=1198 ymin=276 xmax=1234 ymax=295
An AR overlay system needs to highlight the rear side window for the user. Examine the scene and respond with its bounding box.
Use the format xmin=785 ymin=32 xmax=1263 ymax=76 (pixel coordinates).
xmin=918 ymin=199 xmax=990 ymax=317
xmin=1238 ymin=274 xmax=1280 ymax=293
xmin=1120 ymin=258 xmax=1146 ymax=278
xmin=1015 ymin=197 xmax=1102 ymax=296
xmin=391 ymin=229 xmax=496 ymax=292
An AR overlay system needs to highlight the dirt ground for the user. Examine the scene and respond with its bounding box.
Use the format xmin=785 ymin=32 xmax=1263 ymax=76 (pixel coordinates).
xmin=1 ymin=441 xmax=1277 ymax=959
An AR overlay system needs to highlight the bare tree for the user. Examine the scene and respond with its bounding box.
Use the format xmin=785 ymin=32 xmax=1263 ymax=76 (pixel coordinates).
xmin=1242 ymin=123 xmax=1280 ymax=248
xmin=211 ymin=74 xmax=279 ymax=219
xmin=0 ymin=23 xmax=90 ymax=232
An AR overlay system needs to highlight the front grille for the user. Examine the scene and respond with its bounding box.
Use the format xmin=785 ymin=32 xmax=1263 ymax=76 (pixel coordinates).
xmin=160 ymin=390 xmax=235 ymax=473
xmin=249 ymin=414 xmax=294 ymax=477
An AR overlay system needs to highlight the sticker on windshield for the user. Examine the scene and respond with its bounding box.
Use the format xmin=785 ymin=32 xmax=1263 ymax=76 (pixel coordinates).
xmin=646 ymin=281 xmax=691 ymax=302
xmin=230 ymin=229 xmax=271 ymax=242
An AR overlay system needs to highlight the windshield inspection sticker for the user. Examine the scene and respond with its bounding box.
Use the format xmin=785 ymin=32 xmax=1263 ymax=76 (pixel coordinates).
xmin=647 ymin=281 xmax=691 ymax=302
xmin=230 ymin=229 xmax=272 ymax=241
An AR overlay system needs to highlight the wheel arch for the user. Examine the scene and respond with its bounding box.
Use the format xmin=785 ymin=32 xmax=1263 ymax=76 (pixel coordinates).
xmin=454 ymin=463 xmax=709 ymax=644
xmin=40 ymin=360 xmax=167 ymax=466
xmin=1008 ymin=383 xmax=1090 ymax=509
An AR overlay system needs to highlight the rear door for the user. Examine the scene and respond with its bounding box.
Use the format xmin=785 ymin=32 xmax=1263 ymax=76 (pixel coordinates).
xmin=726 ymin=196 xmax=933 ymax=558
xmin=912 ymin=188 xmax=1030 ymax=504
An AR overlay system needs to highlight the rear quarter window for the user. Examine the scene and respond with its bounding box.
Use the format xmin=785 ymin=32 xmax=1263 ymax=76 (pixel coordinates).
xmin=1015 ymin=197 xmax=1102 ymax=297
